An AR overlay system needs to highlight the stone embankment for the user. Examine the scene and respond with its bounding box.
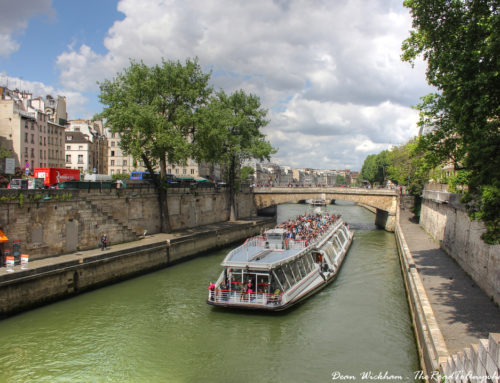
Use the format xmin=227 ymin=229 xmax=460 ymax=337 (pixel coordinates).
xmin=396 ymin=187 xmax=500 ymax=382
xmin=0 ymin=217 xmax=274 ymax=318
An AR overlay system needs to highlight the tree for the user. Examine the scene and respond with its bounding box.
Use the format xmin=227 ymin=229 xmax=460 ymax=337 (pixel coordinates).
xmin=196 ymin=90 xmax=276 ymax=220
xmin=359 ymin=151 xmax=390 ymax=186
xmin=98 ymin=58 xmax=212 ymax=232
xmin=402 ymin=0 xmax=500 ymax=243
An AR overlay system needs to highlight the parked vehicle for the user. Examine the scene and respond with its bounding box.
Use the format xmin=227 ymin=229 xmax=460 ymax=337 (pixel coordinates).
xmin=28 ymin=178 xmax=45 ymax=189
xmin=33 ymin=168 xmax=80 ymax=187
xmin=7 ymin=179 xmax=28 ymax=189
xmin=84 ymin=174 xmax=113 ymax=182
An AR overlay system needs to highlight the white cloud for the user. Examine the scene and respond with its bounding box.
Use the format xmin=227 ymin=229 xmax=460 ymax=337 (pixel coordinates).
xmin=53 ymin=0 xmax=431 ymax=169
xmin=0 ymin=0 xmax=53 ymax=58
xmin=0 ymin=74 xmax=89 ymax=120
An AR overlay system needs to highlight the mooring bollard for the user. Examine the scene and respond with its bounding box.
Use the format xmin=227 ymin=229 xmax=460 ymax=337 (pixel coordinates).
xmin=21 ymin=254 xmax=29 ymax=269
xmin=6 ymin=255 xmax=14 ymax=272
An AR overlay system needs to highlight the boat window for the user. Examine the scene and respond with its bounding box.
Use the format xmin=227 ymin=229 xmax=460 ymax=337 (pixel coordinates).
xmin=229 ymin=269 xmax=243 ymax=291
xmin=335 ymin=235 xmax=343 ymax=251
xmin=324 ymin=244 xmax=335 ymax=263
xmin=304 ymin=253 xmax=314 ymax=270
xmin=291 ymin=260 xmax=303 ymax=280
xmin=274 ymin=267 xmax=290 ymax=291
xmin=303 ymin=254 xmax=313 ymax=272
xmin=283 ymin=263 xmax=296 ymax=287
xmin=257 ymin=275 xmax=269 ymax=293
xmin=297 ymin=257 xmax=308 ymax=276
xmin=331 ymin=236 xmax=341 ymax=252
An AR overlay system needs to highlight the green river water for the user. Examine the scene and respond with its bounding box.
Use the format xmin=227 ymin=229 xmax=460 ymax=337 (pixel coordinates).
xmin=0 ymin=202 xmax=420 ymax=383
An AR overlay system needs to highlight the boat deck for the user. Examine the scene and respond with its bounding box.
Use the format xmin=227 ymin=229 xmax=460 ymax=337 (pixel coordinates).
xmin=225 ymin=245 xmax=301 ymax=265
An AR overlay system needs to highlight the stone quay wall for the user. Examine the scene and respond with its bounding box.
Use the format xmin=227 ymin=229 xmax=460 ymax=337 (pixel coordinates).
xmin=0 ymin=186 xmax=258 ymax=260
xmin=420 ymin=188 xmax=500 ymax=305
xmin=0 ymin=218 xmax=274 ymax=318
xmin=395 ymin=207 xmax=448 ymax=379
xmin=441 ymin=333 xmax=500 ymax=383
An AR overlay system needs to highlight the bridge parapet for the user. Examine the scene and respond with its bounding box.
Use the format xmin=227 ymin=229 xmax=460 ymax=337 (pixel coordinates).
xmin=252 ymin=187 xmax=398 ymax=231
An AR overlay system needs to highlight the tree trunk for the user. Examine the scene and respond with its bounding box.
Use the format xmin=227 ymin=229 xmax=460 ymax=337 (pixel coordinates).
xmin=228 ymin=155 xmax=237 ymax=221
xmin=142 ymin=154 xmax=171 ymax=233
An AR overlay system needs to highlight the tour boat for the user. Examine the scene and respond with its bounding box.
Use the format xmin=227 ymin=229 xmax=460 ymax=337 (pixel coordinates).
xmin=311 ymin=199 xmax=327 ymax=206
xmin=207 ymin=213 xmax=353 ymax=311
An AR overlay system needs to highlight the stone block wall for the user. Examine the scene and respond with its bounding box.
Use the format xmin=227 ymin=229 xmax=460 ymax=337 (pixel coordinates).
xmin=0 ymin=187 xmax=257 ymax=260
xmin=420 ymin=188 xmax=500 ymax=305
xmin=441 ymin=333 xmax=500 ymax=383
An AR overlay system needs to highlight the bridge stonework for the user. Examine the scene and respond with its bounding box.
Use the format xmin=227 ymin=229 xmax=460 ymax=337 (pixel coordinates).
xmin=252 ymin=187 xmax=398 ymax=232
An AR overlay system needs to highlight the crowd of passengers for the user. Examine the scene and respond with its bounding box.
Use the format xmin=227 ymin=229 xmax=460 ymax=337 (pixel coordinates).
xmin=272 ymin=213 xmax=341 ymax=246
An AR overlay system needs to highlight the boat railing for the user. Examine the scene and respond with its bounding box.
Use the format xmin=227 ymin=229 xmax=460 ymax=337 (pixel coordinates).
xmin=208 ymin=289 xmax=283 ymax=306
xmin=243 ymin=236 xmax=267 ymax=247
xmin=285 ymin=239 xmax=307 ymax=250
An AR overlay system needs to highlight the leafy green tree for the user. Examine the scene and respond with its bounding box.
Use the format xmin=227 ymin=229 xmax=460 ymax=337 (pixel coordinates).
xmin=240 ymin=166 xmax=255 ymax=183
xmin=335 ymin=175 xmax=347 ymax=186
xmin=98 ymin=58 xmax=212 ymax=232
xmin=402 ymin=0 xmax=500 ymax=243
xmin=196 ymin=89 xmax=276 ymax=220
xmin=359 ymin=151 xmax=390 ymax=186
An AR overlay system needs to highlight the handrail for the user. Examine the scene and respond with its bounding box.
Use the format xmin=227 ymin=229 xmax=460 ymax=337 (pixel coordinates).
xmin=208 ymin=289 xmax=283 ymax=306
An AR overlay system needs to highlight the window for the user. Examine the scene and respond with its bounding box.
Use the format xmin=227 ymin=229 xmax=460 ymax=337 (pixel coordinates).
xmin=24 ymin=121 xmax=28 ymax=129
xmin=44 ymin=137 xmax=46 ymax=146
xmin=25 ymin=132 xmax=28 ymax=143
xmin=175 ymin=169 xmax=179 ymax=174
xmin=191 ymin=169 xmax=195 ymax=174
xmin=78 ymin=146 xmax=83 ymax=150
xmin=110 ymin=151 xmax=115 ymax=157
xmin=116 ymin=160 xmax=121 ymax=166
xmin=40 ymin=150 xmax=43 ymax=159
xmin=24 ymin=147 xmax=28 ymax=156
xmin=66 ymin=145 xmax=71 ymax=150
xmin=66 ymin=155 xmax=71 ymax=163
xmin=40 ymin=137 xmax=42 ymax=145
xmin=31 ymin=122 xmax=34 ymax=130
xmin=110 ymin=160 xmax=115 ymax=166
xmin=167 ymin=168 xmax=171 ymax=174
xmin=31 ymin=134 xmax=34 ymax=144
xmin=123 ymin=160 xmax=127 ymax=166
xmin=78 ymin=155 xmax=83 ymax=164
xmin=31 ymin=148 xmax=34 ymax=158
xmin=183 ymin=169 xmax=187 ymax=174
xmin=67 ymin=135 xmax=72 ymax=141
xmin=111 ymin=141 xmax=115 ymax=147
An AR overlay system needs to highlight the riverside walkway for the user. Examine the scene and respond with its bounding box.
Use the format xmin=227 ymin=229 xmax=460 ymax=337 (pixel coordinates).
xmin=399 ymin=209 xmax=500 ymax=354
xmin=0 ymin=218 xmax=273 ymax=279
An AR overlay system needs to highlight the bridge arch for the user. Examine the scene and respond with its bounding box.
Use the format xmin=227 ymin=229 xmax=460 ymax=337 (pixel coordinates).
xmin=252 ymin=187 xmax=398 ymax=232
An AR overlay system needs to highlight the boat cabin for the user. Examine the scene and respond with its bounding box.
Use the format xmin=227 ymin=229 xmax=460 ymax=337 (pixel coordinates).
xmin=265 ymin=228 xmax=286 ymax=250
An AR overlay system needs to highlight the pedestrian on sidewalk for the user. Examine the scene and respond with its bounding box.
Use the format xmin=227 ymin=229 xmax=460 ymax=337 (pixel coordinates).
xmin=101 ymin=234 xmax=108 ymax=251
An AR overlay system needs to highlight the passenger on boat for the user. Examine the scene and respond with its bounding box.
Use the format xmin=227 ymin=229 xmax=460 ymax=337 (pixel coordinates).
xmin=208 ymin=282 xmax=215 ymax=301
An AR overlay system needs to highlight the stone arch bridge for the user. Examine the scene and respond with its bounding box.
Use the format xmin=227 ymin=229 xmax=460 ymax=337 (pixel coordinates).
xmin=252 ymin=187 xmax=399 ymax=231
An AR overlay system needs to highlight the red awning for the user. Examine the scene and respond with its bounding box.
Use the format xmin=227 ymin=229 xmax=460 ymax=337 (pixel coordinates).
xmin=0 ymin=230 xmax=8 ymax=243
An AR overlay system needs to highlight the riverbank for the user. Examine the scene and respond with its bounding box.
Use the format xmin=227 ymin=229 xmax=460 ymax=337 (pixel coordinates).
xmin=396 ymin=206 xmax=500 ymax=381
xmin=0 ymin=217 xmax=274 ymax=318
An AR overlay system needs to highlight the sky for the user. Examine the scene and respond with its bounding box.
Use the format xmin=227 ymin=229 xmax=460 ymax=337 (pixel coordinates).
xmin=0 ymin=0 xmax=432 ymax=171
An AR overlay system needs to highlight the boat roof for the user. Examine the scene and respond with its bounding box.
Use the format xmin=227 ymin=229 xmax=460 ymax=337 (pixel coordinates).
xmin=221 ymin=219 xmax=344 ymax=270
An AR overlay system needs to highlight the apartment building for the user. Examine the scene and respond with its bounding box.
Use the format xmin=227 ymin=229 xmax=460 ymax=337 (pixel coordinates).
xmin=0 ymin=87 xmax=66 ymax=171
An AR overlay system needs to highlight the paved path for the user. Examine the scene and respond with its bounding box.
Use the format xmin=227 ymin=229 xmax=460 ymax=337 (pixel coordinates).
xmin=399 ymin=209 xmax=500 ymax=354
xmin=0 ymin=217 xmax=272 ymax=279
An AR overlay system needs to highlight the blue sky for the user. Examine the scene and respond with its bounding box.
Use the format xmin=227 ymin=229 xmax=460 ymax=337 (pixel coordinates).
xmin=0 ymin=0 xmax=432 ymax=170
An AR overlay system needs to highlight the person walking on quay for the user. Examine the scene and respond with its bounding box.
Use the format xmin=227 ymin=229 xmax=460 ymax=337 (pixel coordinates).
xmin=101 ymin=234 xmax=108 ymax=251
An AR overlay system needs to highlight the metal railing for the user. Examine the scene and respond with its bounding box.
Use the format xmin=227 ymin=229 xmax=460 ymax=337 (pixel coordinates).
xmin=208 ymin=289 xmax=283 ymax=306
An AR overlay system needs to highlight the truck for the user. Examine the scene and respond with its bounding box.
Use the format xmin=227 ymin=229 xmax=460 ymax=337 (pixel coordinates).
xmin=33 ymin=168 xmax=80 ymax=187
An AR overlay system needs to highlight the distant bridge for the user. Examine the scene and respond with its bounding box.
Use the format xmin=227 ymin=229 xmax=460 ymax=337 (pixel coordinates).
xmin=252 ymin=187 xmax=399 ymax=231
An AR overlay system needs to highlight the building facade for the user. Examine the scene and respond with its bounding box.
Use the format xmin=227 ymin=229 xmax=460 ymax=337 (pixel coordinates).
xmin=0 ymin=87 xmax=66 ymax=172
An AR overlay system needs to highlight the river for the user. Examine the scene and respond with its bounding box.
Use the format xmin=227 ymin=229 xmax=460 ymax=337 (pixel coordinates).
xmin=0 ymin=202 xmax=420 ymax=383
